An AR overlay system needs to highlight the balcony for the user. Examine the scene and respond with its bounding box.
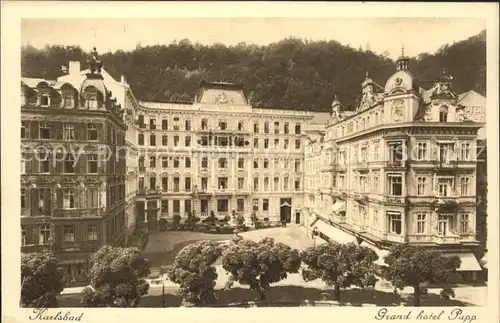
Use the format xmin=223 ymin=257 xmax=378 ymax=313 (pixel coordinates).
xmin=384 ymin=160 xmax=406 ymax=169
xmin=137 ymin=189 xmax=161 ymax=197
xmin=53 ymin=209 xmax=102 ymax=218
xmin=383 ymin=196 xmax=406 ymax=205
xmin=434 ymin=234 xmax=461 ymax=244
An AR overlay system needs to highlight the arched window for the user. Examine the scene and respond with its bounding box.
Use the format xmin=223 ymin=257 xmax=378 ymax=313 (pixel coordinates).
xmin=439 ymin=106 xmax=448 ymax=122
xmin=64 ymin=154 xmax=75 ymax=173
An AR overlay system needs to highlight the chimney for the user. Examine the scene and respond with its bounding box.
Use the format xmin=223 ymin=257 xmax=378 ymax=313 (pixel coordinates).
xmin=69 ymin=61 xmax=81 ymax=76
xmin=121 ymin=75 xmax=126 ymax=84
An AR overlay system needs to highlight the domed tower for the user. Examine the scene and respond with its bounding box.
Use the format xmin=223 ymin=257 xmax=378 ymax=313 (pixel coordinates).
xmin=383 ymin=45 xmax=420 ymax=123
xmin=423 ymin=68 xmax=460 ymax=122
xmin=79 ymin=47 xmax=111 ymax=110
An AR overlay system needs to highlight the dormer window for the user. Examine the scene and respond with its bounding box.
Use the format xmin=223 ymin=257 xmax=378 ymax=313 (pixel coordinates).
xmin=86 ymin=96 xmax=98 ymax=110
xmin=439 ymin=106 xmax=448 ymax=122
xmin=40 ymin=94 xmax=50 ymax=107
xmin=63 ymin=95 xmax=74 ymax=108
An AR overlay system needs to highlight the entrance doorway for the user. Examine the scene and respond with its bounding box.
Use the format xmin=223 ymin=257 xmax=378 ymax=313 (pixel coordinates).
xmin=280 ymin=198 xmax=292 ymax=224
xmin=146 ymin=200 xmax=158 ymax=231
xmin=295 ymin=212 xmax=301 ymax=224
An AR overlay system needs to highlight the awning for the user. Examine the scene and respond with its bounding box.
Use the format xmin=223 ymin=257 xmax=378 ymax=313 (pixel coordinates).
xmin=359 ymin=241 xmax=390 ymax=267
xmin=313 ymin=220 xmax=357 ymax=244
xmin=445 ymin=253 xmax=482 ymax=272
xmin=331 ymin=200 xmax=346 ymax=213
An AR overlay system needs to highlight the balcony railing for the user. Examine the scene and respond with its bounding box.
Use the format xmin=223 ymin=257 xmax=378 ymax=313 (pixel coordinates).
xmin=385 ymin=160 xmax=406 ymax=168
xmin=137 ymin=189 xmax=161 ymax=196
xmin=383 ymin=196 xmax=406 ymax=205
xmin=434 ymin=234 xmax=461 ymax=244
xmin=53 ymin=208 xmax=102 ymax=218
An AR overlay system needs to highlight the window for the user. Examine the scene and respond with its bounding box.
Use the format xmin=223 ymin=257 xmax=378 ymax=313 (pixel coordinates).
xmin=438 ymin=143 xmax=454 ymax=163
xmin=264 ymin=177 xmax=269 ymax=191
xmin=150 ymin=118 xmax=156 ymax=130
xmin=253 ymin=177 xmax=259 ymax=190
xmin=460 ymin=177 xmax=470 ymax=196
xmin=201 ymin=118 xmax=208 ymax=130
xmin=174 ymin=136 xmax=179 ymax=147
xmin=217 ymin=199 xmax=229 ymax=212
xmin=184 ymin=200 xmax=192 ymax=214
xmin=162 ymin=119 xmax=168 ymax=130
xmin=150 ymin=134 xmax=156 ymax=146
xmin=438 ymin=215 xmax=448 ymax=236
xmin=264 ymin=138 xmax=269 ymax=149
xmin=237 ymin=199 xmax=244 ymax=212
xmin=39 ymin=224 xmax=51 ymax=245
xmin=373 ymin=176 xmax=379 ymax=193
xmin=161 ymin=200 xmax=168 ymax=213
xmin=389 ymin=213 xmax=402 ymax=234
xmin=238 ymin=178 xmax=244 ymax=189
xmin=173 ymin=117 xmax=180 ymax=130
xmin=263 ymin=159 xmax=269 ymax=169
xmin=388 ymin=142 xmax=403 ymax=163
xmin=254 ymin=138 xmax=259 ymax=148
xmin=21 ymin=121 xmax=27 ymax=139
xmin=295 ymin=139 xmax=301 ymax=149
xmin=284 ymin=177 xmax=289 ymax=190
xmin=274 ymin=121 xmax=280 ymax=134
xmin=150 ymin=177 xmax=156 ymax=190
xmin=253 ymin=122 xmax=259 ymax=133
xmin=185 ymin=177 xmax=191 ymax=191
xmin=162 ymin=177 xmax=168 ymax=191
xmin=262 ymin=199 xmax=269 ymax=211
xmin=162 ymin=135 xmax=168 ymax=146
xmin=274 ymin=177 xmax=279 ymax=191
xmin=185 ymin=120 xmax=191 ymax=131
xmin=138 ymin=134 xmax=144 ymax=145
xmin=218 ymin=177 xmax=228 ymax=189
xmin=253 ymin=159 xmax=259 ymax=168
xmin=86 ymin=188 xmax=99 ymax=208
xmin=173 ymin=177 xmax=180 ymax=192
xmin=295 ymin=179 xmax=300 ymax=190
xmin=284 ymin=159 xmax=289 ymax=168
xmin=40 ymin=94 xmax=50 ymax=106
xmin=284 ymin=122 xmax=289 ymax=134
xmin=173 ymin=200 xmax=180 ymax=213
xmin=388 ymin=174 xmax=402 ymax=196
xmin=295 ymin=123 xmax=301 ymax=134
xmin=439 ymin=106 xmax=448 ymax=122
xmin=63 ymin=225 xmax=75 ymax=242
xmin=63 ymin=95 xmax=74 ymax=108
xmin=461 ymin=143 xmax=471 ymax=160
xmin=200 ymin=199 xmax=208 ymax=212
xmin=64 ymin=155 xmax=75 ymax=173
xmin=294 ymin=159 xmax=301 ymax=172
xmin=63 ymin=189 xmax=75 ymax=209
xmin=284 ymin=139 xmax=289 ymax=150
xmin=150 ymin=156 xmax=156 ymax=168
xmin=373 ymin=143 xmax=380 ymax=161
xmin=139 ymin=156 xmax=145 ymax=168
xmin=63 ymin=123 xmax=75 ymax=140
xmin=274 ymin=138 xmax=279 ymax=148
xmin=416 ymin=213 xmax=426 ymax=234
xmin=138 ymin=177 xmax=144 ymax=190
xmin=417 ymin=177 xmax=426 ymax=196
xmin=201 ymin=157 xmax=208 ymax=168
xmin=460 ymin=214 xmax=470 ymax=233
xmin=218 ymin=158 xmax=228 ymax=169
xmin=86 ymin=96 xmax=98 ymax=109
xmin=162 ymin=156 xmax=168 ymax=168
xmin=238 ymin=121 xmax=244 ymax=131
xmin=360 ymin=147 xmax=367 ymax=163
xmin=238 ymin=158 xmax=244 ymax=169
xmin=88 ymin=154 xmax=98 ymax=173
xmin=218 ymin=120 xmax=227 ymax=130
xmin=173 ymin=158 xmax=179 ymax=168
xmin=22 ymin=225 xmax=27 ymax=245
xmin=437 ymin=178 xmax=453 ymax=197
xmin=201 ymin=178 xmax=208 ymax=190
xmin=264 ymin=122 xmax=269 ymax=133
xmin=253 ymin=198 xmax=259 ymax=211
xmin=417 ymin=142 xmax=427 ymax=160
xmin=273 ymin=159 xmax=279 ymax=169
xmin=185 ymin=157 xmax=191 ymax=168
xmin=38 ymin=151 xmax=50 ymax=173
xmin=138 ymin=115 xmax=145 ymax=128
xmin=87 ymin=225 xmax=98 ymax=241
xmin=39 ymin=123 xmax=51 ymax=139
xmin=185 ymin=136 xmax=191 ymax=147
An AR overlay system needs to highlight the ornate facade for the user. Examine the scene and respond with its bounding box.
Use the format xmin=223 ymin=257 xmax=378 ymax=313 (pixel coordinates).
xmin=133 ymin=81 xmax=329 ymax=230
xmin=20 ymin=49 xmax=139 ymax=285
xmin=304 ymin=54 xmax=486 ymax=280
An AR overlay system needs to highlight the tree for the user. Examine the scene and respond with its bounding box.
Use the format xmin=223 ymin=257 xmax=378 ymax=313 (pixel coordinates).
xmin=81 ymin=246 xmax=150 ymax=307
xmin=221 ymin=237 xmax=301 ymax=300
xmin=300 ymin=242 xmax=378 ymax=302
xmin=21 ymin=252 xmax=65 ymax=307
xmin=165 ymin=240 xmax=223 ymax=306
xmin=384 ymin=244 xmax=461 ymax=306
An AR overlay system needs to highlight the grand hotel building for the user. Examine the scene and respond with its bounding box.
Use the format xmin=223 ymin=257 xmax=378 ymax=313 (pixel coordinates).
xmin=303 ymin=54 xmax=486 ymax=280
xmin=20 ymin=49 xmax=486 ymax=284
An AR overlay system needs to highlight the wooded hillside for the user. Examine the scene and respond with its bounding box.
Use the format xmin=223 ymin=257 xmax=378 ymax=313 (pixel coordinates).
xmin=21 ymin=30 xmax=486 ymax=111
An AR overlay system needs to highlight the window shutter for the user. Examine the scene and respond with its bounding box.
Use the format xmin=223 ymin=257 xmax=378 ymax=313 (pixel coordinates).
xmin=31 ymin=121 xmax=39 ymax=139
xmin=57 ymin=189 xmax=63 ymax=209
xmin=30 ymin=188 xmax=39 ymax=217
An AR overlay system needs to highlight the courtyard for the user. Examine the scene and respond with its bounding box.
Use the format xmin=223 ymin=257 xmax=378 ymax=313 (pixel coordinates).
xmin=58 ymin=225 xmax=488 ymax=307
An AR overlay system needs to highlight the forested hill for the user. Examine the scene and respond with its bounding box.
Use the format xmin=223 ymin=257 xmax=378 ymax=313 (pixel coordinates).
xmin=21 ymin=30 xmax=486 ymax=112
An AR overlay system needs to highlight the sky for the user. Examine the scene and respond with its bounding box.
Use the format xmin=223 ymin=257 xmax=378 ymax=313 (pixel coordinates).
xmin=21 ymin=18 xmax=486 ymax=60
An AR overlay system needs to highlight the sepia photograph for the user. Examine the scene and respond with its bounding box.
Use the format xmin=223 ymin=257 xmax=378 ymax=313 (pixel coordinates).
xmin=2 ymin=2 xmax=499 ymax=323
